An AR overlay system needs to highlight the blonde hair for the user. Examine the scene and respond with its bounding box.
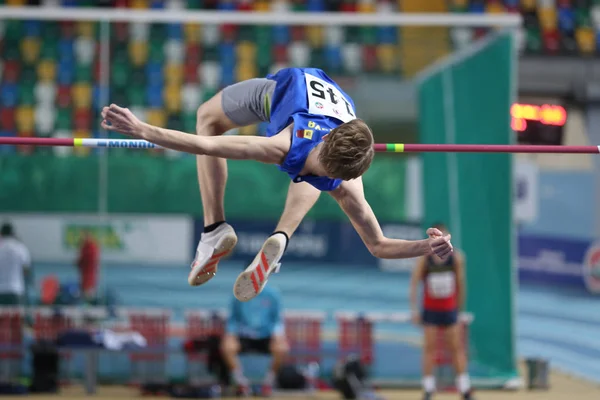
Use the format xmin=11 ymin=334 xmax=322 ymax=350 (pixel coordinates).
xmin=319 ymin=119 xmax=374 ymax=180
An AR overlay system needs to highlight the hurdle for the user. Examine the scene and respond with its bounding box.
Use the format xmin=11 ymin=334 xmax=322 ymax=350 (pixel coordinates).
xmin=283 ymin=310 xmax=327 ymax=366
xmin=0 ymin=307 xmax=25 ymax=384
xmin=117 ymin=307 xmax=172 ymax=386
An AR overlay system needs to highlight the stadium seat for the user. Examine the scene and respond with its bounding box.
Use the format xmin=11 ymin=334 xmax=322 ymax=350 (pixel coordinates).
xmin=164 ymin=84 xmax=182 ymax=114
xmin=74 ymin=109 xmax=92 ymax=130
xmin=164 ymin=63 xmax=183 ymax=85
xmin=341 ymin=43 xmax=362 ymax=74
xmin=181 ymin=83 xmax=201 ymax=112
xmin=289 ymin=42 xmax=310 ymax=68
xmin=235 ymin=61 xmax=257 ymax=83
xmin=21 ymin=37 xmax=41 ymax=65
xmin=35 ymin=82 xmax=57 ymax=105
xmin=1 ymin=82 xmax=18 ymax=107
xmin=76 ymin=21 xmax=95 ymax=38
xmin=18 ymin=82 xmax=35 ymax=106
xmin=74 ymin=37 xmax=96 ymax=65
xmin=35 ymin=105 xmax=56 ymax=136
xmin=184 ymin=23 xmax=201 ymax=43
xmin=165 ymin=39 xmax=185 ymax=64
xmin=539 ymin=6 xmax=558 ymax=31
xmin=55 ymin=107 xmax=72 ymax=130
xmin=147 ymin=84 xmax=164 ymax=108
xmin=199 ymin=61 xmax=221 ymax=89
xmin=576 ymin=26 xmax=596 ymax=54
xmin=0 ymin=107 xmax=16 ymax=132
xmin=147 ymin=108 xmax=167 ymax=127
xmin=130 ymin=41 xmax=149 ymax=67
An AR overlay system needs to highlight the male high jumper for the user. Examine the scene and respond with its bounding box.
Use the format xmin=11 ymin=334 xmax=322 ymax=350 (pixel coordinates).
xmin=101 ymin=67 xmax=453 ymax=302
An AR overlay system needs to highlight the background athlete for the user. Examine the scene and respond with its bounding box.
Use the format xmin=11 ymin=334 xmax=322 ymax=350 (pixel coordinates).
xmin=100 ymin=67 xmax=454 ymax=302
xmin=410 ymin=223 xmax=473 ymax=400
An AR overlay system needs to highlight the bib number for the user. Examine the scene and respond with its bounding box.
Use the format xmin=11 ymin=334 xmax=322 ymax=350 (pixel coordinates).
xmin=426 ymin=272 xmax=455 ymax=299
xmin=305 ymin=73 xmax=356 ymax=123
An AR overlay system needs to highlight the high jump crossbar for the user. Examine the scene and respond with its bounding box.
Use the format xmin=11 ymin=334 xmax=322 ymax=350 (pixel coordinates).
xmin=0 ymin=137 xmax=598 ymax=154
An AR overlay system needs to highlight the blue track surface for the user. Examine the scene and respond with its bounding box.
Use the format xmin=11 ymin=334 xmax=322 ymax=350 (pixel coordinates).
xmin=31 ymin=260 xmax=600 ymax=383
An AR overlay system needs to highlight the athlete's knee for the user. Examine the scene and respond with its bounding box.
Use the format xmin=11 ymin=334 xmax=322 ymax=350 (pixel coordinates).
xmin=270 ymin=335 xmax=289 ymax=357
xmin=196 ymin=104 xmax=222 ymax=136
xmin=221 ymin=334 xmax=240 ymax=355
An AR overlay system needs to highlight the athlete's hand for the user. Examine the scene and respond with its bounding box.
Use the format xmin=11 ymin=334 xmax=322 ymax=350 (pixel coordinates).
xmin=426 ymin=227 xmax=453 ymax=260
xmin=101 ymin=104 xmax=145 ymax=138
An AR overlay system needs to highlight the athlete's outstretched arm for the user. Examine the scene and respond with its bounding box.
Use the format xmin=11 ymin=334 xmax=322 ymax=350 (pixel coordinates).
xmin=101 ymin=104 xmax=287 ymax=164
xmin=329 ymin=178 xmax=453 ymax=260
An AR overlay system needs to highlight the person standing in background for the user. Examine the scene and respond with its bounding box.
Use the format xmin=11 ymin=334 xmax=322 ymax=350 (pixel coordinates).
xmin=410 ymin=223 xmax=473 ymax=400
xmin=76 ymin=230 xmax=99 ymax=304
xmin=0 ymin=222 xmax=31 ymax=306
xmin=221 ymin=277 xmax=289 ymax=397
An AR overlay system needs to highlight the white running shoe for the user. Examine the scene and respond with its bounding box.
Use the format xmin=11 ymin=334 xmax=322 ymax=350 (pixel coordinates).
xmin=188 ymin=223 xmax=238 ymax=286
xmin=233 ymin=234 xmax=285 ymax=302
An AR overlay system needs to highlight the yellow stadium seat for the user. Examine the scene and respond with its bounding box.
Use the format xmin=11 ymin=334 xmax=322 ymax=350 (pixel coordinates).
xmin=21 ymin=37 xmax=41 ymax=64
xmin=72 ymin=83 xmax=92 ymax=109
xmin=358 ymin=3 xmax=376 ymax=13
xmin=129 ymin=41 xmax=149 ymax=67
xmin=147 ymin=108 xmax=167 ymax=128
xmin=37 ymin=60 xmax=57 ymax=82
xmin=520 ymin=0 xmax=536 ymax=12
xmin=164 ymin=63 xmax=184 ymax=85
xmin=184 ymin=23 xmax=201 ymax=43
xmin=377 ymin=44 xmax=397 ymax=73
xmin=239 ymin=125 xmax=257 ymax=136
xmin=538 ymin=7 xmax=557 ymax=31
xmin=576 ymin=27 xmax=596 ymax=54
xmin=307 ymin=26 xmax=324 ymax=48
xmin=164 ymin=84 xmax=182 ymax=114
xmin=130 ymin=0 xmax=149 ymax=8
xmin=236 ymin=62 xmax=258 ymax=83
xmin=450 ymin=0 xmax=468 ymax=8
xmin=486 ymin=2 xmax=505 ymax=14
xmin=73 ymin=130 xmax=92 ymax=157
xmin=16 ymin=107 xmax=35 ymax=132
xmin=236 ymin=41 xmax=257 ymax=64
xmin=6 ymin=0 xmax=26 ymax=6
xmin=77 ymin=22 xmax=95 ymax=38
xmin=254 ymin=1 xmax=270 ymax=11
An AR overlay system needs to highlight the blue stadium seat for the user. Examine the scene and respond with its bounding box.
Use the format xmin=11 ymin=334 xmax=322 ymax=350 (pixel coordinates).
xmin=377 ymin=27 xmax=397 ymax=45
xmin=1 ymin=83 xmax=18 ymax=107
xmin=167 ymin=23 xmax=183 ymax=40
xmin=58 ymin=39 xmax=75 ymax=62
xmin=220 ymin=64 xmax=235 ymax=88
xmin=219 ymin=43 xmax=236 ymax=70
xmin=273 ymin=25 xmax=291 ymax=45
xmin=57 ymin=59 xmax=75 ymax=85
xmin=146 ymin=61 xmax=164 ymax=86
xmin=559 ymin=6 xmax=576 ymax=33
xmin=146 ymin=84 xmax=163 ymax=108
xmin=23 ymin=20 xmax=42 ymax=37
xmin=307 ymin=0 xmax=325 ymax=12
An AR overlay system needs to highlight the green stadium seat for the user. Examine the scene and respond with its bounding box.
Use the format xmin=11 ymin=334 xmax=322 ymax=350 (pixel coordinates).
xmin=166 ymin=115 xmax=182 ymax=131
xmin=576 ymin=7 xmax=592 ymax=28
xmin=182 ymin=111 xmax=197 ymax=133
xmin=3 ymin=45 xmax=20 ymax=61
xmin=360 ymin=27 xmax=378 ymax=45
xmin=18 ymin=82 xmax=35 ymax=106
xmin=186 ymin=0 xmax=203 ymax=9
xmin=525 ymin=26 xmax=542 ymax=53
xmin=111 ymin=60 xmax=130 ymax=88
xmin=4 ymin=20 xmax=22 ymax=41
xmin=149 ymin=41 xmax=166 ymax=62
xmin=20 ymin=66 xmax=36 ymax=85
xmin=56 ymin=108 xmax=72 ymax=130
xmin=75 ymin=64 xmax=92 ymax=83
xmin=256 ymin=43 xmax=273 ymax=72
xmin=127 ymin=84 xmax=146 ymax=107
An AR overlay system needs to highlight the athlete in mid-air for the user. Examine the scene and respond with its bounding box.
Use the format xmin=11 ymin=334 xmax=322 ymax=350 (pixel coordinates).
xmin=101 ymin=68 xmax=454 ymax=302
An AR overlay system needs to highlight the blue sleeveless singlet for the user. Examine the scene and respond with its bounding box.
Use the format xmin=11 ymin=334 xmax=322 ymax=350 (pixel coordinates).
xmin=265 ymin=68 xmax=357 ymax=191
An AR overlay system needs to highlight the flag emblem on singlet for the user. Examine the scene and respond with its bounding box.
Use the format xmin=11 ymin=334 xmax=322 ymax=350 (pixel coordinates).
xmin=296 ymin=129 xmax=314 ymax=139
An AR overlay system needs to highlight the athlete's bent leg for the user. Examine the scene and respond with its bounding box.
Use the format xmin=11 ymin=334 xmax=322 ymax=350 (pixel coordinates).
xmin=233 ymin=182 xmax=321 ymax=301
xmin=189 ymin=92 xmax=240 ymax=286
xmin=263 ymin=334 xmax=289 ymax=394
xmin=190 ymin=79 xmax=275 ymax=287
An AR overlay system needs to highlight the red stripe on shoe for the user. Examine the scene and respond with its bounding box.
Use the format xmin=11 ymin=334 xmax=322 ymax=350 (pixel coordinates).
xmin=212 ymin=249 xmax=229 ymax=259
xmin=260 ymin=252 xmax=269 ymax=274
xmin=256 ymin=263 xmax=264 ymax=283
xmin=250 ymin=272 xmax=260 ymax=293
xmin=204 ymin=259 xmax=219 ymax=269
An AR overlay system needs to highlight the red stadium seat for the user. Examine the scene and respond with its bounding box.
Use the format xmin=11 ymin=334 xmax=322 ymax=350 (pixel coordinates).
xmin=542 ymin=29 xmax=561 ymax=54
xmin=74 ymin=109 xmax=92 ymax=130
xmin=0 ymin=108 xmax=16 ymax=132
xmin=3 ymin=60 xmax=20 ymax=83
xmin=57 ymin=85 xmax=72 ymax=108
xmin=272 ymin=44 xmax=288 ymax=64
